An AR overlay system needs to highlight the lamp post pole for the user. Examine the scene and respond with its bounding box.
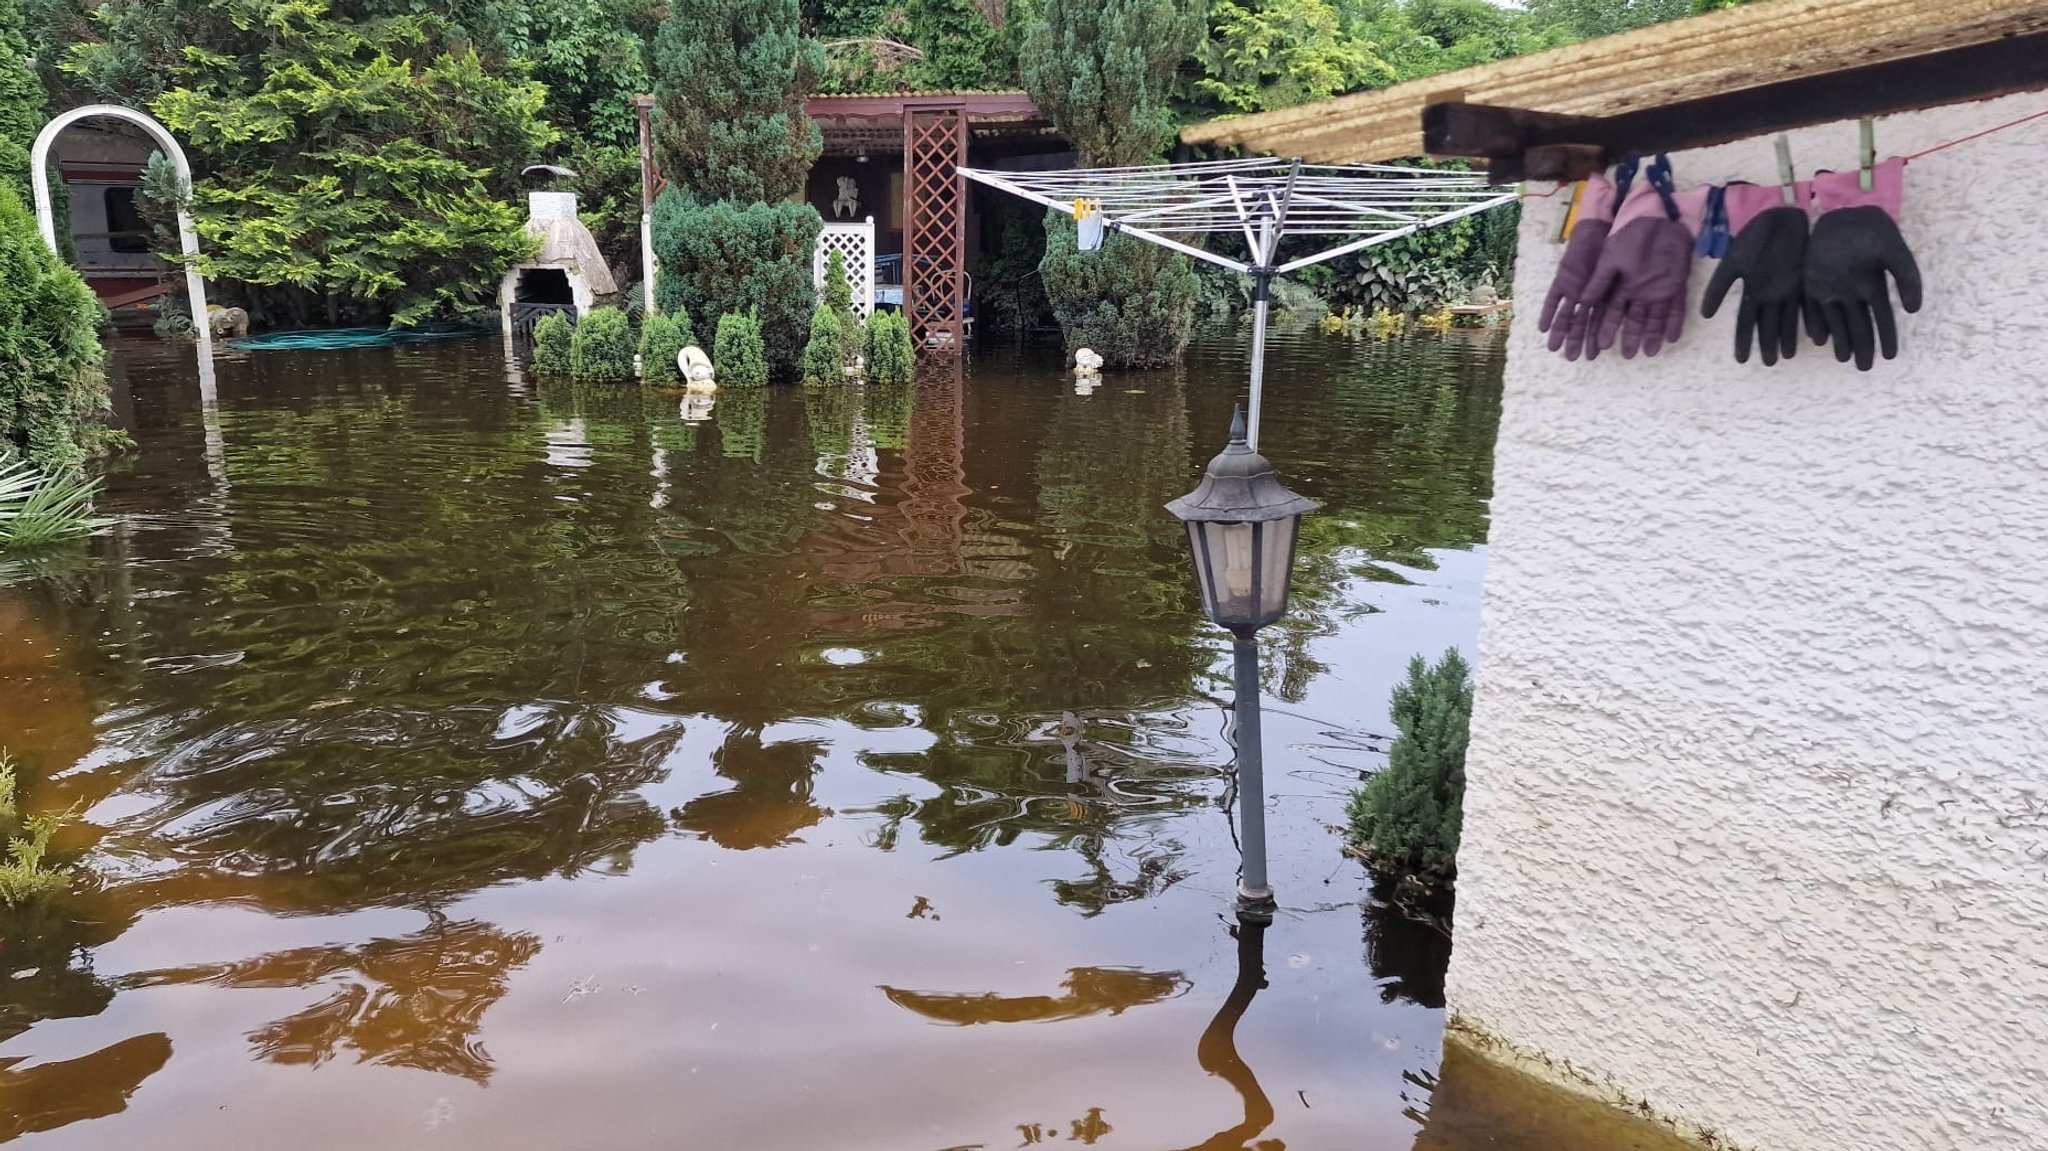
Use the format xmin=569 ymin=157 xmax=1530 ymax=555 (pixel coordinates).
xmin=1232 ymin=628 xmax=1272 ymax=910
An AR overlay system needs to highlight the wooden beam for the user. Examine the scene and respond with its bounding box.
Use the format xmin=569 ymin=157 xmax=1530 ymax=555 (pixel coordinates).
xmin=1432 ymin=28 xmax=2048 ymax=180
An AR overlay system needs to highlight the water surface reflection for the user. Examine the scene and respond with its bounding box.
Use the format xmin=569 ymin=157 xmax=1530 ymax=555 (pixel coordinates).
xmin=1 ymin=328 xmax=1505 ymax=1149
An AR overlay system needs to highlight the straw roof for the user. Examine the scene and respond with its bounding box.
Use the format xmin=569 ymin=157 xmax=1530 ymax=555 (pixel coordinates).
xmin=1179 ymin=0 xmax=2048 ymax=163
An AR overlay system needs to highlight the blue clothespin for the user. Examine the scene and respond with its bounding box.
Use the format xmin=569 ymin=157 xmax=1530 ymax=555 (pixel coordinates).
xmin=1695 ymin=185 xmax=1730 ymax=258
xmin=1611 ymin=155 xmax=1641 ymax=211
xmin=1645 ymin=153 xmax=1679 ymax=221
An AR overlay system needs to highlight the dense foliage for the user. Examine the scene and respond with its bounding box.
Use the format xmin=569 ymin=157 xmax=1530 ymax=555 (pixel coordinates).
xmin=1040 ymin=212 xmax=1201 ymax=369
xmin=861 ymin=311 xmax=914 ymax=386
xmin=56 ymin=0 xmax=550 ymax=327
xmin=0 ymin=186 xmax=113 ymax=473
xmin=0 ymin=0 xmax=44 ymax=200
xmin=713 ymin=311 xmax=769 ymax=389
xmin=531 ymin=312 xmax=573 ymax=375
xmin=650 ymin=0 xmax=822 ymax=379
xmin=638 ymin=311 xmax=692 ymax=382
xmin=570 ymin=306 xmax=635 ymax=380
xmin=1347 ymin=648 xmax=1472 ymax=887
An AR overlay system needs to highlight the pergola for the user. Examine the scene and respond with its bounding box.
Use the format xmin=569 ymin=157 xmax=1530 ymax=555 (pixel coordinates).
xmin=635 ymin=91 xmax=1063 ymax=352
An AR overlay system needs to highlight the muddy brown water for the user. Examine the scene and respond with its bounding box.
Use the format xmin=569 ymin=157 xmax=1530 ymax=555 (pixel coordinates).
xmin=0 ymin=329 xmax=1672 ymax=1149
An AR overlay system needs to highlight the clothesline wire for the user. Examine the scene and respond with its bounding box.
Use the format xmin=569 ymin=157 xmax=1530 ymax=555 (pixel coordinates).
xmin=1521 ymin=104 xmax=2048 ymax=199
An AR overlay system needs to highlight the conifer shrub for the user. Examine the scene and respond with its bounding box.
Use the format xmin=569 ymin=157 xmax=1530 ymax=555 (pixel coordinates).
xmin=714 ymin=312 xmax=769 ymax=389
xmin=862 ymin=311 xmax=915 ymax=386
xmin=570 ymin=307 xmax=635 ymax=380
xmin=1347 ymin=648 xmax=1472 ymax=888
xmin=1040 ymin=210 xmax=1201 ymax=369
xmin=638 ymin=312 xmax=692 ymax=383
xmin=531 ymin=312 xmax=574 ymax=375
xmin=800 ymin=305 xmax=846 ymax=389
xmin=0 ymin=185 xmax=113 ymax=473
xmin=822 ymin=249 xmax=862 ymax=363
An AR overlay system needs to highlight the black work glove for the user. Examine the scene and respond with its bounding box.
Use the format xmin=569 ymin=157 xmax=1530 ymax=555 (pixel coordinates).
xmin=1801 ymin=160 xmax=1922 ymax=372
xmin=1701 ymin=184 xmax=1810 ymax=366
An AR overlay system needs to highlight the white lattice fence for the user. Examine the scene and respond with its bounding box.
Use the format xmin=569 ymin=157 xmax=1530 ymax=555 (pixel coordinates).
xmin=814 ymin=218 xmax=876 ymax=319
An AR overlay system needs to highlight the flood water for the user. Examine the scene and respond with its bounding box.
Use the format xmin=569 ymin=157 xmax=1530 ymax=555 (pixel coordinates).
xmin=0 ymin=328 xmax=1553 ymax=1149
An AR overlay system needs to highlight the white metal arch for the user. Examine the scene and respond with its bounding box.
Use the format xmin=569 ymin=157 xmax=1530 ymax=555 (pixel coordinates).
xmin=31 ymin=104 xmax=210 ymax=350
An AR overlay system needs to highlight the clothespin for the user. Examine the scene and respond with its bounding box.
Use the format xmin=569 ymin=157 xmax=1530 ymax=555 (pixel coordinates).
xmin=1774 ymin=135 xmax=1798 ymax=206
xmin=1858 ymin=118 xmax=1875 ymax=192
xmin=1556 ymin=179 xmax=1584 ymax=243
xmin=1645 ymin=153 xmax=1678 ymax=221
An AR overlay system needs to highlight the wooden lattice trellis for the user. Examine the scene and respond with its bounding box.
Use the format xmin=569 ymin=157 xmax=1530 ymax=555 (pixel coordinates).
xmin=903 ymin=103 xmax=967 ymax=352
xmin=814 ymin=218 xmax=876 ymax=319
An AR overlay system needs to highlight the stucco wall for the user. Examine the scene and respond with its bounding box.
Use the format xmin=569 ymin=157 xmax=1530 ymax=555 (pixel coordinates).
xmin=1446 ymin=90 xmax=2048 ymax=1151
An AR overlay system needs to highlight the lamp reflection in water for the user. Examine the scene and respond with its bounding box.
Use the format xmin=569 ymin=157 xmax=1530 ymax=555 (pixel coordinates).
xmin=1174 ymin=913 xmax=1280 ymax=1151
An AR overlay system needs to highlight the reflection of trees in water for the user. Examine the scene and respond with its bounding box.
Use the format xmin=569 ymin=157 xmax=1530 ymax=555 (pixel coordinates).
xmin=715 ymin=387 xmax=769 ymax=462
xmin=880 ymin=965 xmax=1187 ymax=1025
xmin=126 ymin=914 xmax=541 ymax=1083
xmin=1361 ymin=878 xmax=1453 ymax=1009
xmin=670 ymin=725 xmax=829 ymax=850
xmin=0 ymin=1032 xmax=171 ymax=1143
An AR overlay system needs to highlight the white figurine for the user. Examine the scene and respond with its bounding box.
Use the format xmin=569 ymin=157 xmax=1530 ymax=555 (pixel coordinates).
xmin=678 ymin=345 xmax=718 ymax=393
xmin=834 ymin=177 xmax=860 ymax=219
xmin=1073 ymin=347 xmax=1104 ymax=375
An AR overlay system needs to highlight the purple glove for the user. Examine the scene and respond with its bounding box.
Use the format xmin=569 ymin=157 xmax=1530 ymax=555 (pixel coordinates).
xmin=1539 ymin=173 xmax=1619 ymax=361
xmin=1802 ymin=158 xmax=1921 ymax=371
xmin=1578 ymin=180 xmax=1708 ymax=360
xmin=1701 ymin=181 xmax=1813 ymax=366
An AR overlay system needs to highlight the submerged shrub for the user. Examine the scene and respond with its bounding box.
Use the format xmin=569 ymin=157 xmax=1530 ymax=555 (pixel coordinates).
xmin=638 ymin=312 xmax=692 ymax=383
xmin=531 ymin=312 xmax=574 ymax=375
xmin=0 ymin=751 xmax=73 ymax=906
xmin=571 ymin=307 xmax=635 ymax=381
xmin=822 ymin=249 xmax=861 ymax=363
xmin=800 ymin=305 xmax=845 ymax=389
xmin=1039 ymin=211 xmax=1200 ymax=370
xmin=714 ymin=312 xmax=769 ymax=390
xmin=1346 ymin=648 xmax=1472 ymax=888
xmin=862 ymin=311 xmax=915 ymax=386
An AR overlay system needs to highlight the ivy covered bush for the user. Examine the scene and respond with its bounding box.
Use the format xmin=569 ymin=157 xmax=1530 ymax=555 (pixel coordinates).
xmin=1346 ymin=648 xmax=1473 ymax=889
xmin=714 ymin=312 xmax=769 ymax=390
xmin=1039 ymin=213 xmax=1202 ymax=369
xmin=570 ymin=307 xmax=634 ymax=380
xmin=638 ymin=311 xmax=693 ymax=383
xmin=0 ymin=186 xmax=114 ymax=473
xmin=862 ymin=312 xmax=916 ymax=387
xmin=531 ymin=313 xmax=573 ymax=375
xmin=800 ymin=305 xmax=845 ymax=389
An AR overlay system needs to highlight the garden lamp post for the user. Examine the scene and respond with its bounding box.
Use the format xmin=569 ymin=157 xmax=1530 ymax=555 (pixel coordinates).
xmin=1167 ymin=408 xmax=1318 ymax=916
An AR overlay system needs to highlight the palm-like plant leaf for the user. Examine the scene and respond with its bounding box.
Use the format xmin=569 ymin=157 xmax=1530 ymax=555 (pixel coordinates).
xmin=0 ymin=459 xmax=112 ymax=548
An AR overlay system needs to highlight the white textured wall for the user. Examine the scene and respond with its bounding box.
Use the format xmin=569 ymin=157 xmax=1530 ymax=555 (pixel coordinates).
xmin=1447 ymin=90 xmax=2048 ymax=1151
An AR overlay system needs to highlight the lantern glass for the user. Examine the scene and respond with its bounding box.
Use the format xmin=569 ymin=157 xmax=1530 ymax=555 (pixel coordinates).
xmin=1186 ymin=515 xmax=1301 ymax=631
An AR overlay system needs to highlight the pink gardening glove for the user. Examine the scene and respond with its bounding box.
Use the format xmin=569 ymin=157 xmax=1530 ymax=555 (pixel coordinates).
xmin=1802 ymin=158 xmax=1920 ymax=371
xmin=1576 ymin=180 xmax=1710 ymax=360
xmin=1539 ymin=173 xmax=1620 ymax=360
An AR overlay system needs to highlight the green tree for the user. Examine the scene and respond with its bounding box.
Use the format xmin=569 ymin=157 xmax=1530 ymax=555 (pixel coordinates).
xmin=1346 ymin=648 xmax=1471 ymax=887
xmin=570 ymin=306 xmax=635 ymax=380
xmin=0 ymin=0 xmax=45 ymax=200
xmin=120 ymin=0 xmax=550 ymax=327
xmin=714 ymin=311 xmax=769 ymax=389
xmin=638 ymin=311 xmax=691 ymax=381
xmin=1196 ymin=0 xmax=1389 ymax=113
xmin=1023 ymin=0 xmax=1201 ymax=167
xmin=1519 ymin=0 xmax=1689 ymax=39
xmin=0 ymin=184 xmax=112 ymax=473
xmin=650 ymin=0 xmax=824 ymax=379
xmin=1022 ymin=0 xmax=1203 ymax=368
xmin=861 ymin=311 xmax=914 ymax=386
xmin=799 ymin=305 xmax=845 ymax=388
xmin=531 ymin=312 xmax=574 ymax=374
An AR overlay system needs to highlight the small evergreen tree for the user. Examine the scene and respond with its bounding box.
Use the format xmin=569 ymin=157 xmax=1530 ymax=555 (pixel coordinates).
xmin=862 ymin=311 xmax=915 ymax=386
xmin=800 ymin=305 xmax=846 ymax=389
xmin=1346 ymin=648 xmax=1472 ymax=888
xmin=649 ymin=0 xmax=823 ymax=379
xmin=570 ymin=307 xmax=635 ymax=380
xmin=638 ymin=312 xmax=692 ymax=383
xmin=822 ymin=249 xmax=862 ymax=363
xmin=1021 ymin=0 xmax=1205 ymax=367
xmin=0 ymin=185 xmax=113 ymax=473
xmin=714 ymin=312 xmax=769 ymax=389
xmin=531 ymin=312 xmax=573 ymax=375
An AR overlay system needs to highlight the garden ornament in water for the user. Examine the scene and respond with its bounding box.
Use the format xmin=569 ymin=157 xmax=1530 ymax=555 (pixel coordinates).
xmin=207 ymin=305 xmax=250 ymax=339
xmin=1074 ymin=348 xmax=1103 ymax=375
xmin=678 ymin=345 xmax=718 ymax=393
